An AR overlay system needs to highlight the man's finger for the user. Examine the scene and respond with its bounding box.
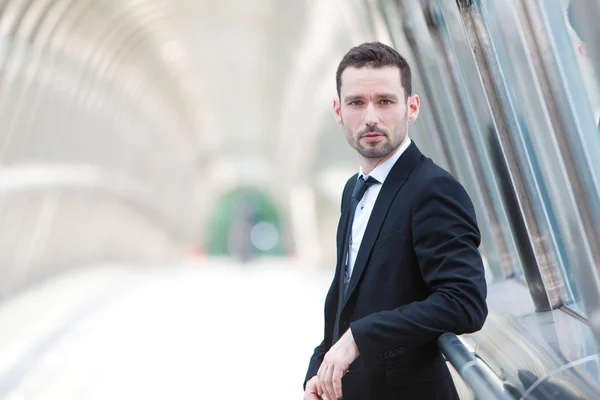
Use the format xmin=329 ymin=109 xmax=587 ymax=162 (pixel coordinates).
xmin=318 ymin=364 xmax=326 ymax=399
xmin=311 ymin=375 xmax=323 ymax=397
xmin=320 ymin=364 xmax=331 ymax=400
xmin=317 ymin=364 xmax=326 ymax=395
xmin=324 ymin=364 xmax=336 ymax=400
xmin=318 ymin=365 xmax=326 ymax=399
xmin=332 ymin=367 xmax=344 ymax=399
xmin=303 ymin=391 xmax=319 ymax=400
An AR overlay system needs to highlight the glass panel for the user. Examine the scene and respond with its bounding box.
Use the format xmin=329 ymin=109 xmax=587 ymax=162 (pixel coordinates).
xmin=565 ymin=0 xmax=600 ymax=124
xmin=468 ymin=0 xmax=600 ymax=316
xmin=377 ymin=0 xmax=452 ymax=170
xmin=434 ymin=0 xmax=523 ymax=281
xmin=532 ymin=0 xmax=600 ymax=317
xmin=398 ymin=0 xmax=510 ymax=283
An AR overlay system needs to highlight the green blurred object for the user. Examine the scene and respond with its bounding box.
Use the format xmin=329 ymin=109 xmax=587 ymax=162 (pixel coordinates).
xmin=205 ymin=187 xmax=286 ymax=258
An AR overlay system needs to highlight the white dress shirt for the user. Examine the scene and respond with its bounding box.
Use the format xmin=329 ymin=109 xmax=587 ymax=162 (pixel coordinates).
xmin=347 ymin=137 xmax=412 ymax=278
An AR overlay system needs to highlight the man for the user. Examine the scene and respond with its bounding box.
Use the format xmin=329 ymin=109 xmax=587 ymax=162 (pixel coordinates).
xmin=303 ymin=42 xmax=488 ymax=400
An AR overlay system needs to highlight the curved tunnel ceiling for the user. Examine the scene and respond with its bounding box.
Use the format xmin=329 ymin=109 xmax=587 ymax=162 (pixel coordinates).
xmin=108 ymin=0 xmax=388 ymax=188
xmin=0 ymin=0 xmax=411 ymax=273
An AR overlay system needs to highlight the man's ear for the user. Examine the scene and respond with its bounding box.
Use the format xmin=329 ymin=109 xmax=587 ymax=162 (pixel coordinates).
xmin=333 ymin=97 xmax=343 ymax=125
xmin=408 ymin=94 xmax=420 ymax=123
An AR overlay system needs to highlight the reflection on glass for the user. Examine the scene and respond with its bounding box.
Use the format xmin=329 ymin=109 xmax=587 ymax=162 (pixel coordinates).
xmin=534 ymin=0 xmax=600 ymax=318
xmin=565 ymin=0 xmax=600 ymax=127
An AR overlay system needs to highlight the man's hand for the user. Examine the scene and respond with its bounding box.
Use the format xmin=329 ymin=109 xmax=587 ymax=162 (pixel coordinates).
xmin=303 ymin=376 xmax=323 ymax=400
xmin=317 ymin=329 xmax=360 ymax=400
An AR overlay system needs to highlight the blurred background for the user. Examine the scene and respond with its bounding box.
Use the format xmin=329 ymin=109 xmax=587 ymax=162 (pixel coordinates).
xmin=1 ymin=0 xmax=600 ymax=398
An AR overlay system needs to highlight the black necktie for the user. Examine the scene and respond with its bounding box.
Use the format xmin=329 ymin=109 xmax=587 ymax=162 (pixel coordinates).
xmin=342 ymin=175 xmax=379 ymax=297
xmin=332 ymin=175 xmax=379 ymax=343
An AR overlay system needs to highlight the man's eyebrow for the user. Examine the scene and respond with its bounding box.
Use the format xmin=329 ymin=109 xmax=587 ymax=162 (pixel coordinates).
xmin=344 ymin=93 xmax=400 ymax=102
xmin=377 ymin=93 xmax=399 ymax=100
xmin=344 ymin=95 xmax=364 ymax=103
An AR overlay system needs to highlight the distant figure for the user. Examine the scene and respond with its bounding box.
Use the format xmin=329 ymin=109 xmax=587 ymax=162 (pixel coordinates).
xmin=228 ymin=200 xmax=256 ymax=262
xmin=303 ymin=42 xmax=488 ymax=400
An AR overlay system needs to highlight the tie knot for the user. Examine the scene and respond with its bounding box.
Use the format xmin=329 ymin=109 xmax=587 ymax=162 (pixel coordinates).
xmin=352 ymin=176 xmax=378 ymax=202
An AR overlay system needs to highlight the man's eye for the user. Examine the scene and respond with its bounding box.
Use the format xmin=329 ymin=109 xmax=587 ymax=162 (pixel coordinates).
xmin=380 ymin=100 xmax=392 ymax=105
xmin=349 ymin=101 xmax=363 ymax=106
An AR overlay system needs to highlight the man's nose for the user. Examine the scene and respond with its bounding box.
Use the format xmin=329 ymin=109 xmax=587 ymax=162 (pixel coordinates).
xmin=364 ymin=103 xmax=378 ymax=126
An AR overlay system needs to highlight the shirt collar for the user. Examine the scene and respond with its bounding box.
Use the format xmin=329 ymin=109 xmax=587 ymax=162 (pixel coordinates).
xmin=359 ymin=137 xmax=411 ymax=184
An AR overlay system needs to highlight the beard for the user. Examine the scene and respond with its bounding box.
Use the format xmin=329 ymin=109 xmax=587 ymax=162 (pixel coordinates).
xmin=341 ymin=108 xmax=409 ymax=159
xmin=347 ymin=124 xmax=407 ymax=159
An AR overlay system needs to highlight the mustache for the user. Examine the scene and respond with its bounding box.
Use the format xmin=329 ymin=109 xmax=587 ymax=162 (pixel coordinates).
xmin=358 ymin=126 xmax=387 ymax=137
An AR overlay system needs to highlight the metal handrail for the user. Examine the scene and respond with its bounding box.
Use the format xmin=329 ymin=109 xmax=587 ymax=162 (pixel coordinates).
xmin=438 ymin=332 xmax=514 ymax=400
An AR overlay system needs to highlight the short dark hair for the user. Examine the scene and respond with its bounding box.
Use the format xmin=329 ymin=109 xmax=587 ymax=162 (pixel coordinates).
xmin=336 ymin=42 xmax=412 ymax=99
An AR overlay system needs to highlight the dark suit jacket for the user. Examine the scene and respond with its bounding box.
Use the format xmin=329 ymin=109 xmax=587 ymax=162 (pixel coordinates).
xmin=305 ymin=141 xmax=488 ymax=400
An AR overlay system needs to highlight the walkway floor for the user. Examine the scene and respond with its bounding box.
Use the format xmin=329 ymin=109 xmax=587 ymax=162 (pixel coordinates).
xmin=0 ymin=259 xmax=331 ymax=399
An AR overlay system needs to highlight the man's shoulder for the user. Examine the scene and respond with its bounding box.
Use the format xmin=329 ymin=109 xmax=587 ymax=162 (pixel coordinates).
xmin=343 ymin=173 xmax=359 ymax=193
xmin=345 ymin=172 xmax=359 ymax=185
xmin=415 ymin=157 xmax=457 ymax=183
xmin=338 ymin=173 xmax=359 ymax=209
xmin=414 ymin=157 xmax=468 ymax=196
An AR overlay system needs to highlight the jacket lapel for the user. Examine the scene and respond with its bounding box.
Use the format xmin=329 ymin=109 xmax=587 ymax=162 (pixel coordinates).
xmin=330 ymin=174 xmax=359 ymax=312
xmin=336 ymin=174 xmax=358 ymax=271
xmin=341 ymin=141 xmax=423 ymax=311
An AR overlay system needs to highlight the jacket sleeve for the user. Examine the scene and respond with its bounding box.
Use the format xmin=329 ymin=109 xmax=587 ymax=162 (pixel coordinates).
xmin=303 ymin=175 xmax=356 ymax=389
xmin=304 ymin=339 xmax=326 ymax=389
xmin=350 ymin=174 xmax=488 ymax=367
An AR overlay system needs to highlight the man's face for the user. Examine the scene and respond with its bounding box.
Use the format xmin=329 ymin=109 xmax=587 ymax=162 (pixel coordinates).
xmin=334 ymin=66 xmax=420 ymax=160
